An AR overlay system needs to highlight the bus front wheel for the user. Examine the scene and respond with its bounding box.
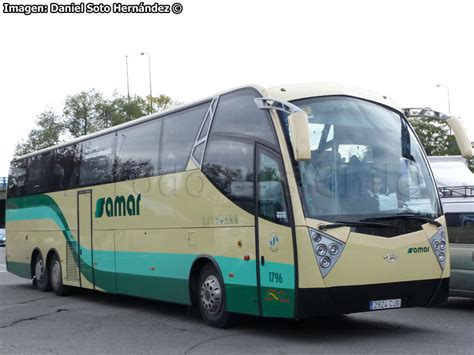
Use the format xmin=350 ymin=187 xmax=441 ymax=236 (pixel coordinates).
xmin=34 ymin=253 xmax=51 ymax=292
xmin=197 ymin=264 xmax=234 ymax=328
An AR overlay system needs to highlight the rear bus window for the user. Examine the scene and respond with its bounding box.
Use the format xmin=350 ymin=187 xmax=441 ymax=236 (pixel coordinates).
xmin=7 ymin=159 xmax=27 ymax=198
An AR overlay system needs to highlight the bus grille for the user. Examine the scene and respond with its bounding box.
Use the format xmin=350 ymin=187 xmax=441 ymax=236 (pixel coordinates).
xmin=66 ymin=241 xmax=79 ymax=282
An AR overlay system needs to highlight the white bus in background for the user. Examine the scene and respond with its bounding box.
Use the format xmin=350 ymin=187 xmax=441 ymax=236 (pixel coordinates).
xmin=429 ymin=155 xmax=474 ymax=298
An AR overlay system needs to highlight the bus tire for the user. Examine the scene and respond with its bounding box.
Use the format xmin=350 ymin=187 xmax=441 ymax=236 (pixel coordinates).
xmin=50 ymin=253 xmax=71 ymax=296
xmin=197 ymin=264 xmax=234 ymax=328
xmin=34 ymin=253 xmax=51 ymax=292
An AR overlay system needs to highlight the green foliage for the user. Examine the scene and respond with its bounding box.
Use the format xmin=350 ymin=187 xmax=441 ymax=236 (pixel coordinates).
xmin=15 ymin=90 xmax=179 ymax=156
xmin=15 ymin=109 xmax=63 ymax=156
xmin=407 ymin=116 xmax=461 ymax=156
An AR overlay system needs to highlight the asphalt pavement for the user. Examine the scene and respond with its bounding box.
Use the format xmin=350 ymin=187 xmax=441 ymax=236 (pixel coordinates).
xmin=1 ymin=246 xmax=473 ymax=354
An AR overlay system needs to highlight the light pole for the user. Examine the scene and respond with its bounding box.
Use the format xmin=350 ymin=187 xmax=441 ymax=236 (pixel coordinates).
xmin=125 ymin=55 xmax=131 ymax=118
xmin=140 ymin=52 xmax=153 ymax=113
xmin=436 ymin=84 xmax=451 ymax=114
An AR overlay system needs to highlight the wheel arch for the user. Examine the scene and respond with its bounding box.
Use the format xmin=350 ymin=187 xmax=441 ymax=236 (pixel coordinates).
xmin=188 ymin=255 xmax=224 ymax=305
xmin=46 ymin=248 xmax=61 ymax=269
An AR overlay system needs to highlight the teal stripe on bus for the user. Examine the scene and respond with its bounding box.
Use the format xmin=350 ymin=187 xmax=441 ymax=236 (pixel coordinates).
xmin=6 ymin=194 xmax=294 ymax=316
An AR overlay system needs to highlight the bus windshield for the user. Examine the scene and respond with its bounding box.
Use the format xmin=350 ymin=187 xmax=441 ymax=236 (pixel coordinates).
xmin=282 ymin=96 xmax=441 ymax=223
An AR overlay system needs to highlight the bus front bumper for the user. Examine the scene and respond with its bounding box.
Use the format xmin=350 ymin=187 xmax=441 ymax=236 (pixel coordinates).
xmin=296 ymin=277 xmax=449 ymax=318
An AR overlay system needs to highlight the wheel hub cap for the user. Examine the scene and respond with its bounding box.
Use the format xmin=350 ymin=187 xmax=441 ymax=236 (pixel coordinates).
xmin=35 ymin=260 xmax=45 ymax=282
xmin=200 ymin=275 xmax=222 ymax=315
xmin=52 ymin=261 xmax=61 ymax=287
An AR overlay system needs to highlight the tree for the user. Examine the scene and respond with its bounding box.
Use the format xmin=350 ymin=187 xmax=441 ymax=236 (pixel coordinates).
xmin=15 ymin=90 xmax=178 ymax=156
xmin=15 ymin=109 xmax=63 ymax=156
xmin=63 ymin=89 xmax=108 ymax=138
xmin=407 ymin=116 xmax=461 ymax=156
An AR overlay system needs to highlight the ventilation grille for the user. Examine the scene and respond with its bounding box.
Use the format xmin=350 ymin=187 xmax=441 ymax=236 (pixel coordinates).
xmin=66 ymin=241 xmax=79 ymax=282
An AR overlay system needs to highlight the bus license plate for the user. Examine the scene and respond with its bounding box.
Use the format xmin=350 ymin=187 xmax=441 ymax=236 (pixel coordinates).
xmin=369 ymin=298 xmax=401 ymax=311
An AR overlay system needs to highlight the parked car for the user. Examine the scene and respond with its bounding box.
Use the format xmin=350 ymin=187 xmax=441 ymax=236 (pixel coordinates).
xmin=0 ymin=228 xmax=5 ymax=247
xmin=429 ymin=156 xmax=474 ymax=298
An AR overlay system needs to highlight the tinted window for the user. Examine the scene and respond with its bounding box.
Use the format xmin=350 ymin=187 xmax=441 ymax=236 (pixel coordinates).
xmin=198 ymin=113 xmax=211 ymax=140
xmin=192 ymin=142 xmax=205 ymax=165
xmin=79 ymin=134 xmax=115 ymax=186
xmin=51 ymin=145 xmax=80 ymax=191
xmin=7 ymin=159 xmax=27 ymax=198
xmin=116 ymin=119 xmax=161 ymax=181
xmin=25 ymin=153 xmax=51 ymax=195
xmin=159 ymin=103 xmax=209 ymax=174
xmin=209 ymin=89 xmax=277 ymax=146
xmin=258 ymin=152 xmax=289 ymax=225
xmin=446 ymin=213 xmax=474 ymax=244
xmin=202 ymin=138 xmax=255 ymax=214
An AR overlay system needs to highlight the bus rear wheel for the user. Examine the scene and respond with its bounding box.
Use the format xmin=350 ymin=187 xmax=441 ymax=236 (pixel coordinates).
xmin=197 ymin=264 xmax=234 ymax=328
xmin=50 ymin=253 xmax=71 ymax=296
xmin=34 ymin=253 xmax=51 ymax=292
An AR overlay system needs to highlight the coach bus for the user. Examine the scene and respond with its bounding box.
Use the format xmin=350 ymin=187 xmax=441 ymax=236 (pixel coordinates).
xmin=6 ymin=83 xmax=470 ymax=327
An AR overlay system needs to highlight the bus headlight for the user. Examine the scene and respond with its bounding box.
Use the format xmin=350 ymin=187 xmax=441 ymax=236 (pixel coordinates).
xmin=309 ymin=228 xmax=345 ymax=278
xmin=316 ymin=244 xmax=327 ymax=256
xmin=429 ymin=226 xmax=447 ymax=270
xmin=328 ymin=243 xmax=339 ymax=255
xmin=440 ymin=240 xmax=446 ymax=251
xmin=320 ymin=257 xmax=331 ymax=268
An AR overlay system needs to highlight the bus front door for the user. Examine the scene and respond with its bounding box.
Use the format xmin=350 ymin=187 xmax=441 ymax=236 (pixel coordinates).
xmin=77 ymin=190 xmax=94 ymax=289
xmin=256 ymin=147 xmax=296 ymax=318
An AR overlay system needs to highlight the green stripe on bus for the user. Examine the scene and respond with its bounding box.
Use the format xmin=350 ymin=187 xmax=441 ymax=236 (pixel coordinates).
xmin=6 ymin=194 xmax=294 ymax=317
xmin=6 ymin=261 xmax=30 ymax=279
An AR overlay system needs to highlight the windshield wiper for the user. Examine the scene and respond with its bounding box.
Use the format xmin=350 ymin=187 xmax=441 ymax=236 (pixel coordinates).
xmin=361 ymin=214 xmax=441 ymax=227
xmin=319 ymin=221 xmax=398 ymax=231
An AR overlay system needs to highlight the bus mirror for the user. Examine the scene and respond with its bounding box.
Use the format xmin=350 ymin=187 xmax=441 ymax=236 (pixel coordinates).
xmin=446 ymin=117 xmax=473 ymax=159
xmin=288 ymin=111 xmax=311 ymax=161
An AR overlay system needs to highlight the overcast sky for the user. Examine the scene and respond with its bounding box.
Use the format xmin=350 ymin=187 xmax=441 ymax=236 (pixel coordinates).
xmin=1 ymin=0 xmax=473 ymax=176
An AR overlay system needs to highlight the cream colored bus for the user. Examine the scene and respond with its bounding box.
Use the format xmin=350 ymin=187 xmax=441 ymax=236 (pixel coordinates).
xmin=6 ymin=84 xmax=460 ymax=327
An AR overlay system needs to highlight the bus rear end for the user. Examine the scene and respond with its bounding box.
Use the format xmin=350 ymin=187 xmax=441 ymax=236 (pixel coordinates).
xmin=270 ymin=86 xmax=449 ymax=316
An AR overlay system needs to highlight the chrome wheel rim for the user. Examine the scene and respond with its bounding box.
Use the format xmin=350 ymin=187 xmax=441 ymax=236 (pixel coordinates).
xmin=200 ymin=275 xmax=222 ymax=315
xmin=52 ymin=261 xmax=61 ymax=288
xmin=35 ymin=259 xmax=45 ymax=282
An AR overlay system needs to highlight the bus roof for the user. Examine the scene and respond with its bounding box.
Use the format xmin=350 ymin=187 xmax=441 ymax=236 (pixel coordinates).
xmin=13 ymin=83 xmax=400 ymax=161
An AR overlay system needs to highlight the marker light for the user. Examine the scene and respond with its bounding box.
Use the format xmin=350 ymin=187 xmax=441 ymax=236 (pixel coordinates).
xmin=429 ymin=226 xmax=447 ymax=270
xmin=309 ymin=228 xmax=345 ymax=278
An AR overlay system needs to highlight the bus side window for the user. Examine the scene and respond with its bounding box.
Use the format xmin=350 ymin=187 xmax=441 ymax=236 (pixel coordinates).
xmin=51 ymin=145 xmax=80 ymax=191
xmin=159 ymin=102 xmax=209 ymax=175
xmin=24 ymin=152 xmax=52 ymax=195
xmin=257 ymin=152 xmax=289 ymax=225
xmin=209 ymin=88 xmax=278 ymax=147
xmin=116 ymin=119 xmax=161 ymax=181
xmin=8 ymin=159 xmax=27 ymax=198
xmin=202 ymin=138 xmax=255 ymax=214
xmin=79 ymin=133 xmax=115 ymax=187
